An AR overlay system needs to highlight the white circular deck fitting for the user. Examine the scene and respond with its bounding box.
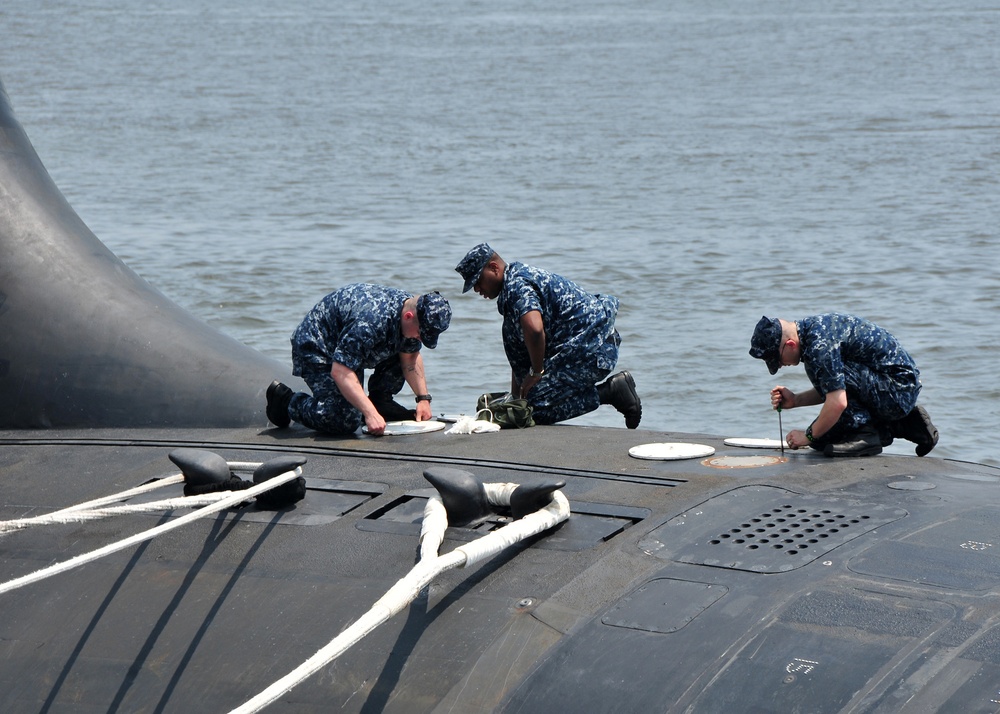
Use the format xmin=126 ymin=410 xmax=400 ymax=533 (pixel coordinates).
xmin=362 ymin=420 xmax=447 ymax=436
xmin=628 ymin=443 xmax=716 ymax=461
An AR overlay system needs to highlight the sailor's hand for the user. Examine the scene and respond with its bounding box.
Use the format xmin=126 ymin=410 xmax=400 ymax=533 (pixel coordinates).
xmin=771 ymin=386 xmax=795 ymax=410
xmin=519 ymin=374 xmax=541 ymax=399
xmin=414 ymin=400 xmax=433 ymax=422
xmin=786 ymin=429 xmax=808 ymax=449
xmin=365 ymin=412 xmax=387 ymax=436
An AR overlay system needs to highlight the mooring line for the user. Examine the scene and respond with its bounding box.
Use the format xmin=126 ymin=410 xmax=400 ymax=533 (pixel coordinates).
xmin=2 ymin=493 xmax=233 ymax=529
xmin=0 ymin=460 xmax=279 ymax=536
xmin=0 ymin=466 xmax=302 ymax=597
xmin=0 ymin=474 xmax=186 ymax=535
xmin=229 ymin=482 xmax=569 ymax=714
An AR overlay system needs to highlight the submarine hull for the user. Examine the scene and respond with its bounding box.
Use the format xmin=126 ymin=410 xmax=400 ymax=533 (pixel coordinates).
xmin=2 ymin=426 xmax=1000 ymax=713
xmin=0 ymin=79 xmax=295 ymax=428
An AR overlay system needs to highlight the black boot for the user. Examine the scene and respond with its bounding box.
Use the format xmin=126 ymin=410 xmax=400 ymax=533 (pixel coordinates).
xmin=597 ymin=371 xmax=642 ymax=429
xmin=265 ymin=381 xmax=293 ymax=428
xmin=889 ymin=405 xmax=939 ymax=456
xmin=369 ymin=392 xmax=416 ymax=421
xmin=823 ymin=425 xmax=883 ymax=458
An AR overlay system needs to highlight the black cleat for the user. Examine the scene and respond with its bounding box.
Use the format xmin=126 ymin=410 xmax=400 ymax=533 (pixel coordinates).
xmin=598 ymin=371 xmax=642 ymax=429
xmin=265 ymin=380 xmax=293 ymax=428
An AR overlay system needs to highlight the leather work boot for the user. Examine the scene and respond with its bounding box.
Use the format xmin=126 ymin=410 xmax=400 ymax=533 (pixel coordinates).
xmin=597 ymin=371 xmax=642 ymax=429
xmin=889 ymin=405 xmax=939 ymax=457
xmin=265 ymin=381 xmax=293 ymax=428
xmin=369 ymin=392 xmax=416 ymax=421
xmin=823 ymin=426 xmax=883 ymax=457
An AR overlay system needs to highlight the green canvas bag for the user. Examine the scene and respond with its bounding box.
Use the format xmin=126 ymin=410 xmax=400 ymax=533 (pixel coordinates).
xmin=475 ymin=392 xmax=535 ymax=429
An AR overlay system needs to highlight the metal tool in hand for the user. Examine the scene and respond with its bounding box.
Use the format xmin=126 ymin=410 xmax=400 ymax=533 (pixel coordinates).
xmin=777 ymin=406 xmax=784 ymax=455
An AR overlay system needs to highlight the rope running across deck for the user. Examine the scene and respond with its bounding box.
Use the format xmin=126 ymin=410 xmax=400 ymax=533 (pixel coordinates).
xmin=229 ymin=481 xmax=570 ymax=714
xmin=0 ymin=462 xmax=302 ymax=596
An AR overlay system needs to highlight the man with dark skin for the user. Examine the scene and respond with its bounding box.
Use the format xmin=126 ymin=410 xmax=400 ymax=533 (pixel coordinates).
xmin=456 ymin=243 xmax=641 ymax=428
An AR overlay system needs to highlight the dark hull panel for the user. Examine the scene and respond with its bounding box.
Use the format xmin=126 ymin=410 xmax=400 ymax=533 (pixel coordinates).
xmin=0 ymin=79 xmax=295 ymax=428
xmin=2 ymin=427 xmax=999 ymax=713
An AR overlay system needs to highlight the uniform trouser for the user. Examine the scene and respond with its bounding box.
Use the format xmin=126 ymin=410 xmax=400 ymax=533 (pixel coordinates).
xmin=823 ymin=365 xmax=921 ymax=443
xmin=508 ymin=330 xmax=621 ymax=425
xmin=524 ymin=364 xmax=610 ymax=424
xmin=288 ymin=358 xmax=404 ymax=435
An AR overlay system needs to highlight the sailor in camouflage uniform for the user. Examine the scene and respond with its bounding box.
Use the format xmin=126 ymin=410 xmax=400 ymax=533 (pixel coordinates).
xmin=749 ymin=313 xmax=938 ymax=457
xmin=266 ymin=284 xmax=451 ymax=436
xmin=456 ymin=243 xmax=641 ymax=428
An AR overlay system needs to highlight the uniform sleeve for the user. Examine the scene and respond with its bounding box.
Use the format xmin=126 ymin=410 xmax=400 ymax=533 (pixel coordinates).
xmin=331 ymin=322 xmax=377 ymax=372
xmin=399 ymin=337 xmax=421 ymax=354
xmin=506 ymin=274 xmax=543 ymax=320
xmin=810 ymin=344 xmax=846 ymax=395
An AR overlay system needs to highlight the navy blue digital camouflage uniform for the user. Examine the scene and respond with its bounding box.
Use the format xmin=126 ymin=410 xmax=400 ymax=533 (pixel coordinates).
xmin=289 ymin=284 xmax=421 ymax=434
xmin=497 ymin=262 xmax=621 ymax=424
xmin=797 ymin=313 xmax=921 ymax=443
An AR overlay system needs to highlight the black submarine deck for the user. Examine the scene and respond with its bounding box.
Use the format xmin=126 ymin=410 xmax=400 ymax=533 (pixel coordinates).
xmin=2 ymin=423 xmax=1000 ymax=713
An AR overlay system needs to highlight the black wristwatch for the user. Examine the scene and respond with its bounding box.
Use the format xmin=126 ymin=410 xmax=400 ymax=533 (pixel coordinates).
xmin=415 ymin=394 xmax=432 ymax=403
xmin=528 ymin=366 xmax=545 ymax=378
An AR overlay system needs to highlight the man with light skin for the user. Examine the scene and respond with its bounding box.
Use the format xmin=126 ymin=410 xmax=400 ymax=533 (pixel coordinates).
xmin=749 ymin=314 xmax=938 ymax=457
xmin=266 ymin=285 xmax=451 ymax=436
xmin=456 ymin=243 xmax=641 ymax=428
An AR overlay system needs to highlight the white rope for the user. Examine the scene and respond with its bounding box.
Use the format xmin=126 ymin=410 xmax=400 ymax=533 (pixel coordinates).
xmin=0 ymin=466 xmax=301 ymax=597
xmin=229 ymin=482 xmax=570 ymax=714
xmin=0 ymin=474 xmax=186 ymax=535
xmin=0 ymin=460 xmax=272 ymax=536
xmin=0 ymin=493 xmax=235 ymax=528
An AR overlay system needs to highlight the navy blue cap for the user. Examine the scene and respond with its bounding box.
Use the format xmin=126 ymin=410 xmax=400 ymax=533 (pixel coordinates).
xmin=416 ymin=292 xmax=451 ymax=349
xmin=749 ymin=316 xmax=783 ymax=374
xmin=455 ymin=243 xmax=495 ymax=293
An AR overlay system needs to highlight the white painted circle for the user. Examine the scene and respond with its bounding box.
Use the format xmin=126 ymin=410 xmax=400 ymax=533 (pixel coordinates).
xmin=628 ymin=442 xmax=716 ymax=460
xmin=363 ymin=420 xmax=447 ymax=435
xmin=724 ymin=437 xmax=788 ymax=449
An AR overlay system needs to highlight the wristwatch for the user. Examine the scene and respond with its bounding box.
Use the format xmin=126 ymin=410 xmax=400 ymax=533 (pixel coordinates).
xmin=415 ymin=394 xmax=432 ymax=403
xmin=528 ymin=366 xmax=545 ymax=378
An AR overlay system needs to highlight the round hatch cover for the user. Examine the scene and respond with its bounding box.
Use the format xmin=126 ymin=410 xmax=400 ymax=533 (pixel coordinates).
xmin=629 ymin=443 xmax=716 ymax=461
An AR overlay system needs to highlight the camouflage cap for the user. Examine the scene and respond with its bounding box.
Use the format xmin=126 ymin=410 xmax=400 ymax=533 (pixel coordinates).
xmin=455 ymin=242 xmax=495 ymax=293
xmin=748 ymin=315 xmax=783 ymax=375
xmin=416 ymin=291 xmax=452 ymax=349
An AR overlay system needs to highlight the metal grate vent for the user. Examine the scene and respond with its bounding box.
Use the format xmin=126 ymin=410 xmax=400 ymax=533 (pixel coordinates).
xmin=709 ymin=504 xmax=871 ymax=555
xmin=641 ymin=486 xmax=906 ymax=573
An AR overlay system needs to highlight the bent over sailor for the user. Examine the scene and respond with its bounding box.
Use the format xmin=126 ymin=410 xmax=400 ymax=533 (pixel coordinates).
xmin=749 ymin=313 xmax=938 ymax=457
xmin=266 ymin=284 xmax=451 ymax=436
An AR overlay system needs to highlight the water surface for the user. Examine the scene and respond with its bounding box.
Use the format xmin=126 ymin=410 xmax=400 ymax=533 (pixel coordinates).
xmin=3 ymin=0 xmax=998 ymax=463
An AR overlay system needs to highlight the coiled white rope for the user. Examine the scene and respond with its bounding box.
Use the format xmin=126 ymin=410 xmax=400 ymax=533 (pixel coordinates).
xmin=229 ymin=482 xmax=570 ymax=714
xmin=0 ymin=464 xmax=302 ymax=597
